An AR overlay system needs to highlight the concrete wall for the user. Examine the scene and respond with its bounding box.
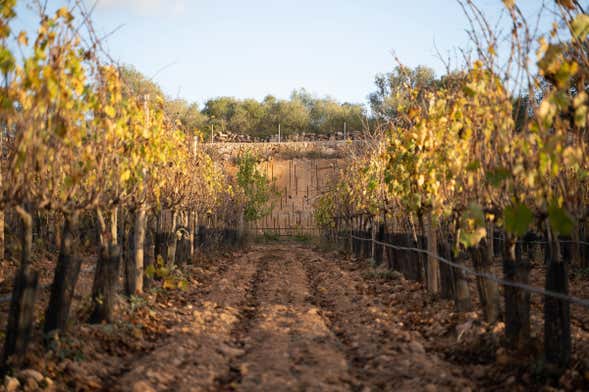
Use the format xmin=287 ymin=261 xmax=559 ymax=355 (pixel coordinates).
xmin=249 ymin=158 xmax=341 ymax=236
xmin=209 ymin=141 xmax=361 ymax=236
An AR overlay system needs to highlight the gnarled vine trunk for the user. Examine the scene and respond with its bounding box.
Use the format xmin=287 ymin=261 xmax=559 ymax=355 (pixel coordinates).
xmin=2 ymin=207 xmax=39 ymax=371
xmin=167 ymin=210 xmax=178 ymax=265
xmin=544 ymin=232 xmax=571 ymax=367
xmin=89 ymin=243 xmax=120 ymax=324
xmin=470 ymin=238 xmax=501 ymax=323
xmin=0 ymin=209 xmax=4 ymax=261
xmin=89 ymin=209 xmax=121 ymax=324
xmin=44 ymin=212 xmax=81 ymax=335
xmin=437 ymin=233 xmax=456 ymax=300
xmin=453 ymin=250 xmax=473 ymax=312
xmin=503 ymin=235 xmax=530 ymax=350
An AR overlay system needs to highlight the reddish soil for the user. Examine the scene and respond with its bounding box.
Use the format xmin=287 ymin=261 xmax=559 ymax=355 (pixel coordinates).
xmin=1 ymin=243 xmax=589 ymax=391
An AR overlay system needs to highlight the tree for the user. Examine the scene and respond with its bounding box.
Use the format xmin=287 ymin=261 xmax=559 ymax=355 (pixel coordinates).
xmin=369 ymin=65 xmax=436 ymax=123
xmin=236 ymin=152 xmax=276 ymax=222
xmin=120 ymin=65 xmax=164 ymax=98
xmin=165 ymin=99 xmax=208 ymax=136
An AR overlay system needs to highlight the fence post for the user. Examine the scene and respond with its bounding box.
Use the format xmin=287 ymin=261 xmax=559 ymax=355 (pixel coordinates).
xmin=370 ymin=216 xmax=376 ymax=261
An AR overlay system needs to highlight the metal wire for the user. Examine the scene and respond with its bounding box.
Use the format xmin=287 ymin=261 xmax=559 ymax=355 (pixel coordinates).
xmin=492 ymin=236 xmax=589 ymax=246
xmin=0 ymin=266 xmax=95 ymax=304
xmin=347 ymin=234 xmax=589 ymax=309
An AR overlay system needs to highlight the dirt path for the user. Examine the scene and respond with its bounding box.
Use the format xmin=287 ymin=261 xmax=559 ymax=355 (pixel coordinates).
xmin=107 ymin=251 xmax=259 ymax=391
xmin=105 ymin=244 xmax=474 ymax=391
xmin=217 ymin=248 xmax=352 ymax=391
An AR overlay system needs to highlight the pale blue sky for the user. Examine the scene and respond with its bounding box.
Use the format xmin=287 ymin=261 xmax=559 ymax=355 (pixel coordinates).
xmin=14 ymin=1 xmax=555 ymax=107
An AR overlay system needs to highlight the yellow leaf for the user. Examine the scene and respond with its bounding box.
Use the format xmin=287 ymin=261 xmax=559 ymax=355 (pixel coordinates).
xmin=574 ymin=105 xmax=587 ymax=128
xmin=56 ymin=7 xmax=74 ymax=23
xmin=502 ymin=0 xmax=515 ymax=9
xmin=120 ymin=169 xmax=131 ymax=183
xmin=17 ymin=31 xmax=28 ymax=46
xmin=163 ymin=279 xmax=176 ymax=290
xmin=573 ymin=91 xmax=587 ymax=108
xmin=104 ymin=105 xmax=116 ymax=118
xmin=563 ymin=146 xmax=583 ymax=168
xmin=556 ymin=0 xmax=575 ymax=10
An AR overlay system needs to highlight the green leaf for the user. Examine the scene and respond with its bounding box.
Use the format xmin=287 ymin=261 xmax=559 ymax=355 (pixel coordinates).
xmin=465 ymin=202 xmax=485 ymax=225
xmin=504 ymin=202 xmax=533 ymax=236
xmin=463 ymin=84 xmax=476 ymax=97
xmin=145 ymin=264 xmax=156 ymax=279
xmin=486 ymin=167 xmax=511 ymax=187
xmin=0 ymin=47 xmax=15 ymax=73
xmin=466 ymin=160 xmax=480 ymax=171
xmin=158 ymin=267 xmax=170 ymax=278
xmin=548 ymin=204 xmax=574 ymax=235
xmin=458 ymin=203 xmax=487 ymax=248
xmin=459 ymin=228 xmax=487 ymax=248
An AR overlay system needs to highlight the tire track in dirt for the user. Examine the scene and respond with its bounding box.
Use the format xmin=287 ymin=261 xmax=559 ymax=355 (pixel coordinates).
xmin=301 ymin=247 xmax=475 ymax=391
xmin=221 ymin=244 xmax=353 ymax=391
xmin=106 ymin=251 xmax=260 ymax=392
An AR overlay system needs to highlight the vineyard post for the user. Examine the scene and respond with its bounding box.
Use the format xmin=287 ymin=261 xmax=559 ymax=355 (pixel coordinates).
xmin=0 ymin=134 xmax=3 ymax=260
xmin=416 ymin=212 xmax=427 ymax=284
xmin=357 ymin=215 xmax=361 ymax=257
xmin=110 ymin=207 xmax=118 ymax=245
xmin=130 ymin=207 xmax=147 ymax=294
xmin=426 ymin=213 xmax=440 ymax=294
xmin=370 ymin=215 xmax=376 ymax=260
xmin=377 ymin=213 xmax=385 ymax=264
xmin=352 ymin=216 xmax=357 ymax=256
xmin=189 ymin=210 xmax=196 ymax=261
xmin=347 ymin=216 xmax=352 ymax=254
